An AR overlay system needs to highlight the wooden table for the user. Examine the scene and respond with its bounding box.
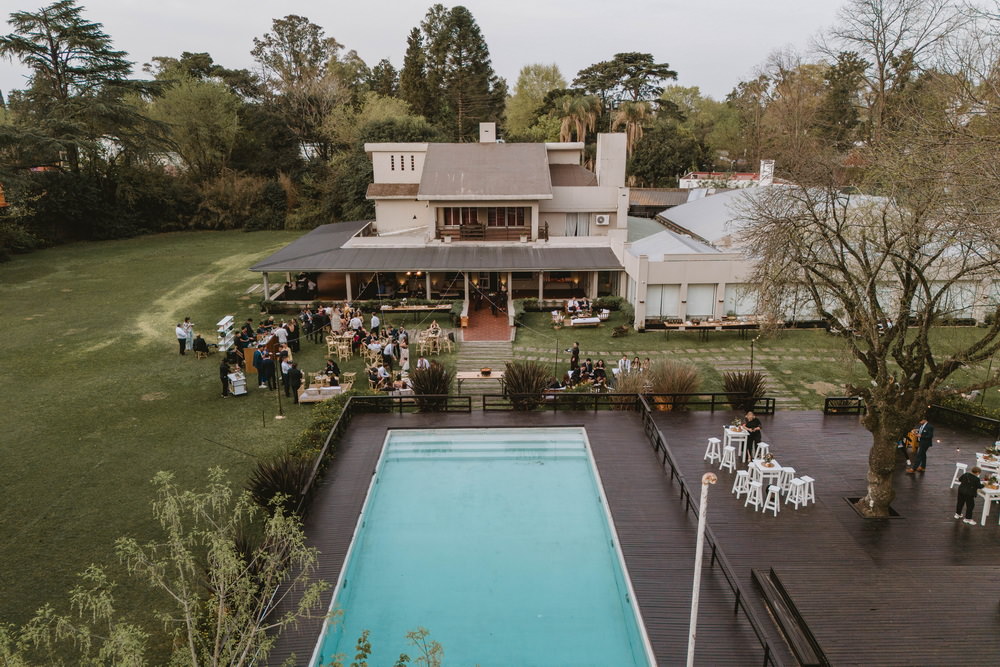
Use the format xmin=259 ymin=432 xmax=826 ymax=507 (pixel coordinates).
xmin=455 ymin=371 xmax=505 ymax=393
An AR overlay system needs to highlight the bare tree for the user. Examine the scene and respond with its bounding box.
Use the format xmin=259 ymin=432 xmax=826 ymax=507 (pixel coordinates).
xmin=819 ymin=0 xmax=968 ymax=143
xmin=737 ymin=82 xmax=1000 ymax=515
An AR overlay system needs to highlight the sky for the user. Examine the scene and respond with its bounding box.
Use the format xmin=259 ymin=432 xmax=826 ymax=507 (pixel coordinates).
xmin=0 ymin=0 xmax=847 ymax=101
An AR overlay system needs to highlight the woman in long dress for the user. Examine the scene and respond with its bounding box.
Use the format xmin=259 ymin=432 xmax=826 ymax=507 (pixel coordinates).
xmin=399 ymin=341 xmax=411 ymax=372
xmin=182 ymin=317 xmax=194 ymax=352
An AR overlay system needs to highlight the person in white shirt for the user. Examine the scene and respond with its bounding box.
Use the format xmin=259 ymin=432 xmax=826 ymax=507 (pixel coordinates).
xmin=273 ymin=325 xmax=288 ymax=345
xmin=617 ymin=354 xmax=630 ymax=374
xmin=382 ymin=340 xmax=395 ymax=371
xmin=281 ymin=358 xmax=293 ymax=397
xmin=370 ymin=313 xmax=380 ymax=334
xmin=399 ymin=341 xmax=410 ymax=372
xmin=416 ymin=355 xmax=430 ymax=371
xmin=175 ymin=324 xmax=188 ymax=355
xmin=349 ymin=315 xmax=363 ymax=330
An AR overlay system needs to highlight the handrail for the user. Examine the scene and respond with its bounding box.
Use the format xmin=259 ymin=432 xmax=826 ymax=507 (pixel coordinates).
xmin=823 ymin=396 xmax=866 ymax=415
xmin=479 ymin=391 xmax=775 ymax=414
xmin=637 ymin=395 xmax=781 ymax=666
xmin=929 ymin=403 xmax=1000 ymax=439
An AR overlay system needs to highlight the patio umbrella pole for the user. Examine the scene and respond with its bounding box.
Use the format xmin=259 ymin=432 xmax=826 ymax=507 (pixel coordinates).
xmin=687 ymin=471 xmax=717 ymax=667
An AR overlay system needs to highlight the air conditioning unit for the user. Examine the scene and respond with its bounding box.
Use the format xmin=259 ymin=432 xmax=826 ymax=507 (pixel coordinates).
xmin=594 ymin=214 xmax=610 ymax=226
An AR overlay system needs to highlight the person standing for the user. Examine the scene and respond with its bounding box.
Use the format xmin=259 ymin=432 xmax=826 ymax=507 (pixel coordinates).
xmin=569 ymin=342 xmax=580 ymax=370
xmin=219 ymin=358 xmax=231 ymax=397
xmin=382 ymin=338 xmax=396 ymax=372
xmin=261 ymin=352 xmax=276 ymax=390
xmin=281 ymin=357 xmax=293 ymax=397
xmin=287 ymin=320 xmax=300 ymax=353
xmin=906 ymin=418 xmax=934 ymax=473
xmin=175 ymin=323 xmax=188 ymax=355
xmin=288 ymin=363 xmax=304 ymax=403
xmin=370 ymin=313 xmax=381 ymax=335
xmin=399 ymin=341 xmax=410 ymax=372
xmin=743 ymin=410 xmax=762 ymax=461
xmin=617 ymin=353 xmax=630 ymax=374
xmin=182 ymin=317 xmax=194 ymax=352
xmin=954 ymin=466 xmax=984 ymax=524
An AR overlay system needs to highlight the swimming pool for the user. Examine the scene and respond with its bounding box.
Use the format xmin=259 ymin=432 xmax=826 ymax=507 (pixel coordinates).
xmin=311 ymin=427 xmax=654 ymax=666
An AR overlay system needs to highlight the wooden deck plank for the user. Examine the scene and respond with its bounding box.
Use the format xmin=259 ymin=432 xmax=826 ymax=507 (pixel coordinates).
xmin=269 ymin=411 xmax=768 ymax=666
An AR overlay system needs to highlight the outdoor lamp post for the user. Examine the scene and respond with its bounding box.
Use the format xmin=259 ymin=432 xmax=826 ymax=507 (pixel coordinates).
xmin=687 ymin=471 xmax=717 ymax=667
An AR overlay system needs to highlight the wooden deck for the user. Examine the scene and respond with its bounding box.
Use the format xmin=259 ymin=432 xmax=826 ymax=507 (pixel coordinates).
xmin=269 ymin=411 xmax=766 ymax=665
xmin=650 ymin=409 xmax=1000 ymax=666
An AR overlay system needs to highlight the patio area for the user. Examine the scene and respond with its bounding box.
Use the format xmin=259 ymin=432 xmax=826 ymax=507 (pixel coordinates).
xmin=269 ymin=406 xmax=1000 ymax=666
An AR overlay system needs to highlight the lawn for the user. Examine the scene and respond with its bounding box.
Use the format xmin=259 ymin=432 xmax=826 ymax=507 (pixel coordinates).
xmin=513 ymin=312 xmax=1000 ymax=410
xmin=0 ymin=230 xmax=458 ymax=641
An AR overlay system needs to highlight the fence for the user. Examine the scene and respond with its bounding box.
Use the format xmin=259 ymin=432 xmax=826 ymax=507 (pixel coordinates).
xmin=928 ymin=403 xmax=1000 ymax=439
xmin=481 ymin=391 xmax=775 ymax=414
xmin=637 ymin=395 xmax=781 ymax=666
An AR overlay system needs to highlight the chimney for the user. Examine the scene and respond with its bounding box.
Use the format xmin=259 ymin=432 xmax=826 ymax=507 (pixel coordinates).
xmin=479 ymin=122 xmax=496 ymax=143
xmin=758 ymin=159 xmax=775 ymax=187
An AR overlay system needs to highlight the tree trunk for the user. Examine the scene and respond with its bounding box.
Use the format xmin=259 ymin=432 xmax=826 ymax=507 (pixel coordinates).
xmin=854 ymin=428 xmax=898 ymax=517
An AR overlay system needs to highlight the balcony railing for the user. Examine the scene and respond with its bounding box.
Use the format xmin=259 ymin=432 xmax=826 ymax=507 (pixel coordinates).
xmin=437 ymin=224 xmax=532 ymax=241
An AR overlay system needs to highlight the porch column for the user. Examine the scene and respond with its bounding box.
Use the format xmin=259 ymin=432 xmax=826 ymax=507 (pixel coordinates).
xmin=464 ymin=271 xmax=470 ymax=302
xmin=345 ymin=273 xmax=353 ymax=302
xmin=531 ymin=203 xmax=540 ymax=240
xmin=589 ymin=271 xmax=598 ymax=299
xmin=425 ymin=272 xmax=432 ymax=299
xmin=263 ymin=272 xmax=270 ymax=300
xmin=538 ymin=272 xmax=544 ymax=300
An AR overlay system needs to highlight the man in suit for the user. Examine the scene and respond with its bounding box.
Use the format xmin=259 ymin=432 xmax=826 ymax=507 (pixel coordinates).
xmin=906 ymin=418 xmax=934 ymax=473
xmin=219 ymin=359 xmax=231 ymax=397
xmin=287 ymin=363 xmax=304 ymax=403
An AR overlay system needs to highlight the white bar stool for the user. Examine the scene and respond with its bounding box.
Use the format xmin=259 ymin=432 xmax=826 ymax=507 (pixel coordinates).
xmin=950 ymin=462 xmax=968 ymax=489
xmin=720 ymin=445 xmax=737 ymax=473
xmin=800 ymin=475 xmax=816 ymax=505
xmin=745 ymin=480 xmax=764 ymax=511
xmin=785 ymin=478 xmax=806 ymax=509
xmin=763 ymin=484 xmax=782 ymax=516
xmin=732 ymin=470 xmax=751 ymax=498
xmin=753 ymin=442 xmax=770 ymax=460
xmin=777 ymin=466 xmax=796 ymax=493
xmin=704 ymin=437 xmax=722 ymax=464
xmin=748 ymin=464 xmax=763 ymax=485
xmin=727 ymin=430 xmax=749 ymax=460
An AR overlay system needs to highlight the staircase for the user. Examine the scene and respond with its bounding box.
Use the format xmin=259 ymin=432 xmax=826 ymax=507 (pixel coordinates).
xmin=456 ymin=340 xmax=513 ymax=396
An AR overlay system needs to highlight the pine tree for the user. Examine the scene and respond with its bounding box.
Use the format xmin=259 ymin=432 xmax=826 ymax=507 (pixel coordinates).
xmin=368 ymin=58 xmax=399 ymax=97
xmin=399 ymin=27 xmax=432 ymax=118
xmin=439 ymin=6 xmax=506 ymax=141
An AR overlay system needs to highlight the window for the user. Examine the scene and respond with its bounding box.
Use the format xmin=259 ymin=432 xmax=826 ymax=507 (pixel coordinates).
xmin=441 ymin=207 xmax=477 ymax=226
xmin=564 ymin=213 xmax=588 ymax=236
xmin=486 ymin=207 xmax=527 ymax=227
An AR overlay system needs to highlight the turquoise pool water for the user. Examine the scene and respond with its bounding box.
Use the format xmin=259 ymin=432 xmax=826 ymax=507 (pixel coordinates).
xmin=311 ymin=427 xmax=653 ymax=666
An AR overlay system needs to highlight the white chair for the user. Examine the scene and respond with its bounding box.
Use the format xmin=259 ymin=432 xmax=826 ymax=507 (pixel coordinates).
xmin=732 ymin=470 xmax=751 ymax=499
xmin=763 ymin=484 xmax=782 ymax=517
xmin=753 ymin=442 xmax=770 ymax=460
xmin=800 ymin=475 xmax=816 ymax=505
xmin=777 ymin=466 xmax=796 ymax=493
xmin=785 ymin=478 xmax=807 ymax=509
xmin=704 ymin=437 xmax=722 ymax=464
xmin=720 ymin=445 xmax=737 ymax=473
xmin=745 ymin=480 xmax=764 ymax=511
xmin=950 ymin=462 xmax=968 ymax=489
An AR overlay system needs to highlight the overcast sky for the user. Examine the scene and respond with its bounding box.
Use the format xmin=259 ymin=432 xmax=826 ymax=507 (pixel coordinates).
xmin=1 ymin=0 xmax=848 ymax=101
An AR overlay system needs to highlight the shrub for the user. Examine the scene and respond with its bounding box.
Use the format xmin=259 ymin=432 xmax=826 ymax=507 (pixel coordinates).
xmin=722 ymin=370 xmax=768 ymax=411
xmin=512 ymin=299 xmax=527 ymax=325
xmin=411 ymin=361 xmax=454 ymax=412
xmin=648 ymin=360 xmax=701 ymax=411
xmin=611 ymin=371 xmax=647 ymax=410
xmin=246 ymin=453 xmax=314 ymax=516
xmin=504 ymin=360 xmax=551 ymax=410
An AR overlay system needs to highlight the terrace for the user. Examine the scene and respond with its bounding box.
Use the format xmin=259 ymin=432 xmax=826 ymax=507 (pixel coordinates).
xmin=271 ymin=399 xmax=1000 ymax=665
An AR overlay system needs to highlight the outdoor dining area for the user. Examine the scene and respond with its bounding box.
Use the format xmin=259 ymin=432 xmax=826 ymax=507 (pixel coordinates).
xmin=950 ymin=444 xmax=1000 ymax=525
xmin=704 ymin=425 xmax=817 ymax=517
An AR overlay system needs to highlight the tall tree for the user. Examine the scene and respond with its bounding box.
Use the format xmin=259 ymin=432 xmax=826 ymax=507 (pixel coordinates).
xmin=816 ymin=51 xmax=868 ymax=150
xmin=0 ymin=0 xmax=158 ymax=172
xmin=368 ymin=58 xmax=398 ymax=97
xmin=552 ymin=94 xmax=601 ymax=143
xmin=628 ymin=119 xmax=707 ymax=186
xmin=398 ymin=27 xmax=432 ymax=118
xmin=251 ymin=15 xmax=345 ymax=159
xmin=573 ymin=52 xmax=677 ymax=132
xmin=505 ymin=63 xmax=566 ymax=139
xmin=820 ymin=0 xmax=967 ymax=143
xmin=146 ymin=76 xmax=240 ymax=180
xmin=611 ymin=100 xmax=653 ymax=155
xmin=437 ymin=5 xmax=507 ymax=140
xmin=737 ymin=71 xmax=1000 ymax=517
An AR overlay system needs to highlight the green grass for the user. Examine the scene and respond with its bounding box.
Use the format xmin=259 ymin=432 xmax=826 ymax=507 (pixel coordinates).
xmin=513 ymin=312 xmax=1000 ymax=410
xmin=0 ymin=230 xmax=457 ymax=642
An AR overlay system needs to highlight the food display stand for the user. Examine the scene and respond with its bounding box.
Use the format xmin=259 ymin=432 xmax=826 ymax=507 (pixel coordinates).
xmin=217 ymin=315 xmax=235 ymax=353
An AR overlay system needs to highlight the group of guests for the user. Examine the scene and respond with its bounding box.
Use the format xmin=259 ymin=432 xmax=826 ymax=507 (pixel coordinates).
xmin=235 ymin=316 xmax=301 ymax=354
xmin=559 ymin=343 xmax=654 ymax=389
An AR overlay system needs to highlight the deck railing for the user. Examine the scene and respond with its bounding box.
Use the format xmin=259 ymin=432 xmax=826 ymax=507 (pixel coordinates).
xmin=637 ymin=395 xmax=782 ymax=666
xmin=928 ymin=403 xmax=1000 ymax=439
xmin=480 ymin=391 xmax=775 ymax=414
xmin=823 ymin=396 xmax=866 ymax=415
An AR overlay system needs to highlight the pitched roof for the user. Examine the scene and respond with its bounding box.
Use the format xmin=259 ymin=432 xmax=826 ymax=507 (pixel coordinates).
xmin=629 ymin=188 xmax=690 ymax=207
xmin=249 ymin=222 xmax=622 ymax=273
xmin=366 ymin=183 xmax=420 ymax=199
xmin=417 ymin=143 xmax=553 ymax=200
xmin=549 ymin=164 xmax=598 ymax=187
xmin=627 ymin=228 xmax=722 ymax=259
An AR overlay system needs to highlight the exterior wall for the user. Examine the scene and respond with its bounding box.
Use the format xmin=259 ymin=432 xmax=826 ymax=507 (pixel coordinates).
xmin=595 ymin=134 xmax=626 ymax=187
xmin=544 ymin=143 xmax=584 ymax=164
xmin=373 ymin=200 xmax=434 ymax=234
xmin=365 ymin=143 xmax=429 ymax=183
xmin=544 ymin=186 xmax=618 ymax=213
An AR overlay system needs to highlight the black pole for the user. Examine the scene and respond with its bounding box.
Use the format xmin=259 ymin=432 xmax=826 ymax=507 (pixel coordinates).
xmin=982 ymin=354 xmax=995 ymax=408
